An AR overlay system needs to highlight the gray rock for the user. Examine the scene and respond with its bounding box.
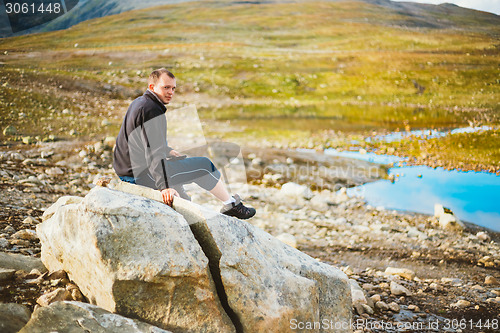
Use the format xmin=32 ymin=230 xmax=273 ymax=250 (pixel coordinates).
xmin=0 ymin=303 xmax=31 ymax=333
xmin=485 ymin=276 xmax=498 ymax=285
xmin=390 ymin=281 xmax=412 ymax=296
xmin=37 ymin=288 xmax=73 ymax=307
xmin=113 ymin=181 xmax=352 ymax=332
xmin=0 ymin=268 xmax=16 ymax=281
xmin=0 ymin=238 xmax=9 ymax=248
xmin=173 ymin=193 xmax=352 ymax=333
xmin=12 ymin=229 xmax=38 ymax=241
xmin=0 ymin=252 xmax=47 ymax=273
xmin=388 ymin=302 xmax=400 ymax=312
xmin=385 ymin=267 xmax=415 ymax=280
xmin=451 ymin=299 xmax=471 ymax=308
xmin=19 ymin=301 xmax=171 ymax=333
xmin=375 ymin=301 xmax=389 ymax=311
xmin=37 ymin=187 xmax=234 ymax=333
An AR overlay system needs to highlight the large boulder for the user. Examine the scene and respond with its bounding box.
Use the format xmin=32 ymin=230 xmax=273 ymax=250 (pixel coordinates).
xmin=173 ymin=197 xmax=352 ymax=333
xmin=19 ymin=301 xmax=171 ymax=333
xmin=36 ymin=187 xmax=234 ymax=333
xmin=38 ymin=183 xmax=352 ymax=333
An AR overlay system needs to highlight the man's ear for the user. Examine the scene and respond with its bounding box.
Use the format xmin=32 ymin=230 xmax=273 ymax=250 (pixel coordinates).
xmin=148 ymin=83 xmax=155 ymax=91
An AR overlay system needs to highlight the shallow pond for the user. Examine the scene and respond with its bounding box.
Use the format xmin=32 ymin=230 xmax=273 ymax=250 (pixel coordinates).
xmin=325 ymin=149 xmax=500 ymax=232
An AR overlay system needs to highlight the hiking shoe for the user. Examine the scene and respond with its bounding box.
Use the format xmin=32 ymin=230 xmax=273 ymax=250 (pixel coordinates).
xmin=221 ymin=194 xmax=256 ymax=219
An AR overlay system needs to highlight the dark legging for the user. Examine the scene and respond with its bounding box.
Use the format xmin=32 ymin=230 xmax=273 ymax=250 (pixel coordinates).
xmin=132 ymin=156 xmax=221 ymax=191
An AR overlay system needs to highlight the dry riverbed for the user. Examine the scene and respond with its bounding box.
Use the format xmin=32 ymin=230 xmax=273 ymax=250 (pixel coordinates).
xmin=0 ymin=139 xmax=498 ymax=332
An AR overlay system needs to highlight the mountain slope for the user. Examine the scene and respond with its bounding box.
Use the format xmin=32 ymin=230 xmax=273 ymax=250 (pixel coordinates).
xmin=2 ymin=0 xmax=499 ymax=37
xmin=0 ymin=0 xmax=498 ymax=144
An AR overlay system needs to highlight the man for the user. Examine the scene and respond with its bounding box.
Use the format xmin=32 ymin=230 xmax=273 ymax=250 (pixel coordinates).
xmin=113 ymin=68 xmax=255 ymax=219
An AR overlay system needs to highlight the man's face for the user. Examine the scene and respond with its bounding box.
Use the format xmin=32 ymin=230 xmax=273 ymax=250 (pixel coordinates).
xmin=150 ymin=74 xmax=176 ymax=104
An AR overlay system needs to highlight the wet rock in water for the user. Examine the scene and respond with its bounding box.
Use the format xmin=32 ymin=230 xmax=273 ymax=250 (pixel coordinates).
xmin=0 ymin=303 xmax=32 ymax=333
xmin=3 ymin=125 xmax=17 ymax=136
xmin=36 ymin=288 xmax=73 ymax=307
xmin=275 ymin=232 xmax=297 ymax=248
xmin=390 ymin=281 xmax=412 ymax=296
xmin=19 ymin=301 xmax=172 ymax=333
xmin=385 ymin=267 xmax=416 ymax=280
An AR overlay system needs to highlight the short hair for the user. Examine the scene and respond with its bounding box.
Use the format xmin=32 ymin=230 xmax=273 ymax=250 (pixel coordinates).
xmin=148 ymin=68 xmax=175 ymax=86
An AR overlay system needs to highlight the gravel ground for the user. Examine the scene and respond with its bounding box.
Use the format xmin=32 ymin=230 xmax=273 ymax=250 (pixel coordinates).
xmin=0 ymin=140 xmax=498 ymax=332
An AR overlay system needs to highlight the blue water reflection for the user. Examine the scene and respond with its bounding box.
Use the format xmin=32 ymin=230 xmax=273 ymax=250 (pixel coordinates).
xmin=347 ymin=164 xmax=500 ymax=231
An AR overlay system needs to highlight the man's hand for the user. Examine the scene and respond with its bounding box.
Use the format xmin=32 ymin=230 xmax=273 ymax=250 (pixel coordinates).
xmin=160 ymin=188 xmax=179 ymax=206
xmin=169 ymin=150 xmax=183 ymax=157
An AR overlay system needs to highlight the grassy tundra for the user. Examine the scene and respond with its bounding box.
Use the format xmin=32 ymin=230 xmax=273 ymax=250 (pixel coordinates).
xmin=1 ymin=0 xmax=499 ymax=170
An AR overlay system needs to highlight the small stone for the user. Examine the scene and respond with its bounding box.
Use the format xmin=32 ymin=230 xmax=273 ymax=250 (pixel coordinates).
xmin=362 ymin=283 xmax=376 ymax=291
xmin=379 ymin=282 xmax=390 ymax=289
xmin=476 ymin=231 xmax=491 ymax=242
xmin=3 ymin=125 xmax=17 ymax=136
xmin=391 ymin=281 xmax=412 ymax=296
xmin=23 ymin=216 xmax=38 ymax=225
xmin=370 ymin=294 xmax=381 ymax=303
xmin=385 ymin=267 xmax=416 ymax=280
xmin=485 ymin=276 xmax=498 ymax=285
xmin=408 ymin=304 xmax=420 ymax=312
xmin=47 ymin=270 xmax=68 ymax=281
xmin=388 ymin=302 xmax=400 ymax=312
xmin=361 ymin=304 xmax=374 ymax=315
xmin=471 ymin=285 xmax=485 ymax=292
xmin=45 ymin=167 xmax=64 ymax=176
xmin=375 ymin=301 xmax=389 ymax=311
xmin=12 ymin=229 xmax=38 ymax=241
xmin=0 ymin=238 xmax=9 ymax=248
xmin=4 ymin=226 xmax=16 ymax=233
xmin=451 ymin=299 xmax=471 ymax=308
xmin=0 ymin=268 xmax=16 ymax=281
xmin=10 ymin=239 xmax=30 ymax=247
xmin=22 ymin=136 xmax=34 ymax=145
xmin=36 ymin=288 xmax=73 ymax=307
xmin=486 ymin=297 xmax=500 ymax=304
